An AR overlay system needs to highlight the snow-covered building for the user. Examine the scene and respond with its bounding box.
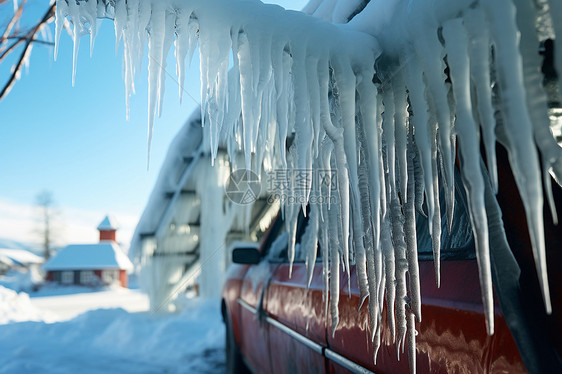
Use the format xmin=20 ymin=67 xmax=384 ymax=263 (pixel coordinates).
xmin=0 ymin=247 xmax=43 ymax=275
xmin=129 ymin=113 xmax=276 ymax=311
xmin=43 ymin=215 xmax=133 ymax=287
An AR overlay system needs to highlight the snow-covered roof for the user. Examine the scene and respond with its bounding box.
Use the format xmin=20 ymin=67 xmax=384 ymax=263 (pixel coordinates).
xmin=97 ymin=215 xmax=119 ymax=231
xmin=0 ymin=249 xmax=44 ymax=266
xmin=43 ymin=242 xmax=133 ymax=271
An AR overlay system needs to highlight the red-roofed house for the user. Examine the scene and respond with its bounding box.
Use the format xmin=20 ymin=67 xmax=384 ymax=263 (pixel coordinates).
xmin=43 ymin=215 xmax=133 ymax=287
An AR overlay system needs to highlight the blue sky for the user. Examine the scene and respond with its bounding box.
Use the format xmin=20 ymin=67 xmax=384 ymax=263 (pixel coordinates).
xmin=0 ymin=0 xmax=308 ymax=248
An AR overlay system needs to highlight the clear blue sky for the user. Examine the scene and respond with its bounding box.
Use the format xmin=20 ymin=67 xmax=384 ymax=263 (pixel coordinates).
xmin=0 ymin=0 xmax=308 ymax=247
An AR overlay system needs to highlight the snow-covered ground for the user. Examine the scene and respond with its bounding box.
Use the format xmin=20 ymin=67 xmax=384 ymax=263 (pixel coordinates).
xmin=0 ymin=285 xmax=225 ymax=373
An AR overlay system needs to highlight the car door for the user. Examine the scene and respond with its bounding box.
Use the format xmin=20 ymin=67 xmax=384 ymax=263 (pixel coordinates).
xmin=265 ymin=211 xmax=328 ymax=374
xmin=237 ymin=217 xmax=285 ymax=373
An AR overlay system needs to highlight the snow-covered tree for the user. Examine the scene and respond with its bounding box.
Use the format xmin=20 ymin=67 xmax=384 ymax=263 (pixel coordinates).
xmin=55 ymin=0 xmax=562 ymax=371
xmin=35 ymin=190 xmax=58 ymax=260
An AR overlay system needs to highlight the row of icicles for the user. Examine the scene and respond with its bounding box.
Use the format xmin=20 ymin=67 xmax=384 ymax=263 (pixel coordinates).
xmin=56 ymin=0 xmax=560 ymax=371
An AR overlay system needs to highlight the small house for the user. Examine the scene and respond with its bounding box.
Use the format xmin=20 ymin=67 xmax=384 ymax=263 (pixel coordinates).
xmin=43 ymin=215 xmax=133 ymax=287
xmin=0 ymin=245 xmax=44 ymax=275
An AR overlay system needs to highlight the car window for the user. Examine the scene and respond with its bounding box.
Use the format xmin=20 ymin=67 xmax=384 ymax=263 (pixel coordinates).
xmin=261 ymin=172 xmax=475 ymax=264
xmin=266 ymin=208 xmax=313 ymax=263
xmin=415 ymin=168 xmax=475 ymax=260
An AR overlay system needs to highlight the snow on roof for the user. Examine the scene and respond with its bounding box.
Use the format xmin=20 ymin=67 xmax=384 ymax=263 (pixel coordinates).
xmin=97 ymin=215 xmax=119 ymax=231
xmin=0 ymin=249 xmax=44 ymax=265
xmin=43 ymin=242 xmax=133 ymax=272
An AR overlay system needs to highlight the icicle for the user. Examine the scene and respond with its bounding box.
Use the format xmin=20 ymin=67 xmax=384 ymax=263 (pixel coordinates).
xmin=357 ymin=72 xmax=381 ymax=249
xmin=273 ymin=44 xmax=292 ymax=169
xmin=82 ymin=0 xmax=97 ymax=57
xmin=319 ymin=60 xmax=351 ymax=284
xmin=443 ymin=17 xmax=494 ymax=334
xmin=357 ymin=133 xmax=379 ymax=335
xmin=146 ymin=4 xmax=166 ymax=167
xmin=391 ymin=193 xmax=408 ymax=355
xmin=405 ymin=131 xmax=422 ymax=322
xmin=382 ymin=88 xmax=396 ymax=195
xmin=373 ymin=266 xmax=385 ymax=363
xmin=409 ymin=23 xmax=455 ymax=233
xmin=319 ymin=136 xmax=334 ymax=213
xmin=114 ymin=0 xmax=126 ymax=55
xmin=377 ymin=93 xmax=387 ymax=220
xmin=175 ymin=9 xmax=191 ymax=104
xmin=53 ymin=0 xmax=68 ymax=61
xmin=291 ymin=43 xmax=314 ymax=210
xmin=320 ymin=204 xmax=330 ymax=319
xmin=68 ymin=0 xmax=81 ymax=87
xmin=286 ymin=150 xmax=300 ymax=277
xmin=483 ymin=0 xmax=551 ymax=314
xmin=381 ymin=211 xmax=396 ymax=343
xmin=351 ymin=189 xmax=369 ymax=309
xmin=513 ymin=0 xmax=560 ymax=225
xmin=430 ymin=119 xmax=441 ymax=288
xmin=307 ymin=56 xmax=322 ymax=161
xmin=157 ymin=10 xmax=176 ymax=119
xmin=328 ymin=199 xmax=341 ymax=337
xmin=333 ymin=58 xmax=360 ymax=293
xmin=304 ymin=203 xmax=320 ymax=288
xmin=237 ymin=31 xmax=255 ymax=170
xmin=407 ymin=309 xmax=417 ymax=374
xmin=464 ymin=8 xmax=498 ymax=193
xmin=121 ymin=0 xmax=140 ymax=121
xmin=393 ymin=70 xmax=409 ymax=203
xmin=404 ymin=55 xmax=434 ymax=229
xmin=412 ymin=142 xmax=426 ymax=216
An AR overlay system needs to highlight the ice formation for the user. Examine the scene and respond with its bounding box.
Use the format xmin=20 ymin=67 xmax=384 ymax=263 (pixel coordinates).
xmin=56 ymin=0 xmax=562 ymax=371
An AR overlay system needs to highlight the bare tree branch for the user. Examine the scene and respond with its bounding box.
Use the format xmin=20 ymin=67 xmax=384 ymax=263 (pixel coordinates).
xmin=0 ymin=3 xmax=55 ymax=102
xmin=7 ymin=36 xmax=55 ymax=46
xmin=0 ymin=37 xmax=24 ymax=63
xmin=0 ymin=0 xmax=27 ymax=52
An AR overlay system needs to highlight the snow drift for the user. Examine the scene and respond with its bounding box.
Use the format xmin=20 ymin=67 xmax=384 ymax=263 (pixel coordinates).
xmin=0 ymin=286 xmax=48 ymax=324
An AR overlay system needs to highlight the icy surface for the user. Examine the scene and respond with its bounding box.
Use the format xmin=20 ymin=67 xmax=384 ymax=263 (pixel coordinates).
xmin=56 ymin=0 xmax=562 ymax=372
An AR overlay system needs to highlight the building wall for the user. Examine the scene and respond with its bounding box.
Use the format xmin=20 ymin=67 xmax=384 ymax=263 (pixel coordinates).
xmin=94 ymin=270 xmax=103 ymax=280
xmin=119 ymin=270 xmax=128 ymax=288
xmin=100 ymin=230 xmax=117 ymax=242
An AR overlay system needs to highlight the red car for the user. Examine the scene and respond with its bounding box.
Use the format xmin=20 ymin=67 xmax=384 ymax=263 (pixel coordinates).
xmin=221 ymin=147 xmax=562 ymax=373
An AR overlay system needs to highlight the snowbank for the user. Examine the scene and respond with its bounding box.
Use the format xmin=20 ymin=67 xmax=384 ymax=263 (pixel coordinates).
xmin=0 ymin=293 xmax=224 ymax=373
xmin=0 ymin=286 xmax=48 ymax=324
xmin=0 ymin=267 xmax=43 ymax=293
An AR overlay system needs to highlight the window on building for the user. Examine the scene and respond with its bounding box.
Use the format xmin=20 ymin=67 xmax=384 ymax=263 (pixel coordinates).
xmin=61 ymin=271 xmax=74 ymax=284
xmin=102 ymin=269 xmax=118 ymax=285
xmin=80 ymin=270 xmax=95 ymax=284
